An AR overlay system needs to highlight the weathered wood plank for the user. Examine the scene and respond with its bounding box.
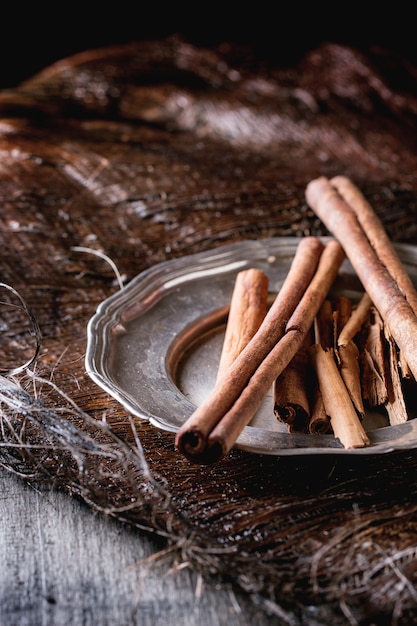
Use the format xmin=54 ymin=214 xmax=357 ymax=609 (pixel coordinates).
xmin=0 ymin=468 xmax=281 ymax=625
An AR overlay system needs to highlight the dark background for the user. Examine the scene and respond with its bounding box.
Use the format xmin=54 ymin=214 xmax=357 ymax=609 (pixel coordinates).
xmin=0 ymin=5 xmax=416 ymax=88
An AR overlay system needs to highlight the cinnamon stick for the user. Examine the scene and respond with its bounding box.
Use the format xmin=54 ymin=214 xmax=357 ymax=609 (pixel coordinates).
xmin=331 ymin=175 xmax=417 ymax=315
xmin=309 ymin=344 xmax=370 ymax=448
xmin=335 ymin=293 xmax=372 ymax=418
xmin=314 ymin=299 xmax=335 ymax=349
xmin=273 ymin=330 xmax=313 ymax=433
xmin=175 ymin=237 xmax=344 ymax=464
xmin=356 ymin=302 xmax=408 ymax=423
xmin=216 ymin=268 xmax=269 ymax=383
xmin=307 ymin=299 xmax=336 ymax=433
xmin=337 ymin=341 xmax=365 ymax=418
xmin=308 ymin=384 xmax=331 ymax=434
xmin=360 ymin=306 xmax=389 ymax=407
xmin=306 ymin=176 xmax=417 ymax=382
xmin=332 ymin=175 xmax=417 ymax=381
xmin=337 ymin=292 xmax=372 ymax=348
xmin=384 ymin=323 xmax=409 ymax=424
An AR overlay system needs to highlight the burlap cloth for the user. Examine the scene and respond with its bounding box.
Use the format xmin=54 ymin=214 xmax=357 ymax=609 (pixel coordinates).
xmin=1 ymin=37 xmax=417 ymax=624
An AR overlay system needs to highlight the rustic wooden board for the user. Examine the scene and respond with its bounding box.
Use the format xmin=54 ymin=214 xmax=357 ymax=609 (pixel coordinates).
xmin=1 ymin=467 xmax=284 ymax=626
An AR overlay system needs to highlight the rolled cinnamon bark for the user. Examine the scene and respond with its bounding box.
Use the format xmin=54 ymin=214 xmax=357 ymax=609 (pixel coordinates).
xmin=314 ymin=299 xmax=334 ymax=349
xmin=334 ymin=295 xmax=352 ymax=332
xmin=216 ymin=268 xmax=269 ymax=383
xmin=332 ymin=176 xmax=417 ymax=381
xmin=337 ymin=292 xmax=372 ymax=348
xmin=307 ymin=298 xmax=336 ymax=434
xmin=306 ymin=176 xmax=417 ymax=381
xmin=384 ymin=324 xmax=408 ymax=424
xmin=309 ymin=344 xmax=370 ymax=449
xmin=331 ymin=175 xmax=417 ymax=315
xmin=273 ymin=330 xmax=313 ymax=433
xmin=337 ymin=341 xmax=365 ymax=418
xmin=309 ymin=385 xmax=331 ymax=434
xmin=360 ymin=306 xmax=389 ymax=407
xmin=175 ymin=237 xmax=345 ymax=463
xmin=336 ymin=293 xmax=372 ymax=418
xmin=358 ymin=302 xmax=408 ymax=424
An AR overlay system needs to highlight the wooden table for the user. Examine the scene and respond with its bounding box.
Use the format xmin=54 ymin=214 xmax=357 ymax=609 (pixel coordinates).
xmin=1 ymin=468 xmax=275 ymax=626
xmin=1 ymin=36 xmax=417 ymax=625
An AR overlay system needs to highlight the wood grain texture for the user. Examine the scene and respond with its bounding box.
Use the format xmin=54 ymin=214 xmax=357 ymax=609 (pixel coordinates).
xmin=0 ymin=468 xmax=282 ymax=626
xmin=1 ymin=37 xmax=417 ymax=625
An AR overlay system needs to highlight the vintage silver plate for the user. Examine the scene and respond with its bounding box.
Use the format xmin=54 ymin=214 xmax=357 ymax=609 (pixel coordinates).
xmin=85 ymin=237 xmax=417 ymax=456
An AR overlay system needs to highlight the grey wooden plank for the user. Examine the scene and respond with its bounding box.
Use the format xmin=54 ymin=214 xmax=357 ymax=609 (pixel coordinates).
xmin=0 ymin=468 xmax=279 ymax=626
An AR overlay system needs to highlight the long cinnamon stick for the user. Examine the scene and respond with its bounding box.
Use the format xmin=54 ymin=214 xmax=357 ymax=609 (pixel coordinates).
xmin=306 ymin=176 xmax=417 ymax=382
xmin=309 ymin=344 xmax=370 ymax=449
xmin=175 ymin=238 xmax=345 ymax=463
xmin=331 ymin=175 xmax=417 ymax=314
xmin=216 ymin=268 xmax=269 ymax=383
xmin=332 ymin=175 xmax=417 ymax=382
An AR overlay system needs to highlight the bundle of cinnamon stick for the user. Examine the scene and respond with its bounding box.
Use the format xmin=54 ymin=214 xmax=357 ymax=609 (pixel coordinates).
xmin=175 ymin=176 xmax=417 ymax=464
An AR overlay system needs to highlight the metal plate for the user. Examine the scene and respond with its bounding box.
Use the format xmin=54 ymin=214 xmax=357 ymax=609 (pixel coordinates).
xmin=85 ymin=237 xmax=417 ymax=456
